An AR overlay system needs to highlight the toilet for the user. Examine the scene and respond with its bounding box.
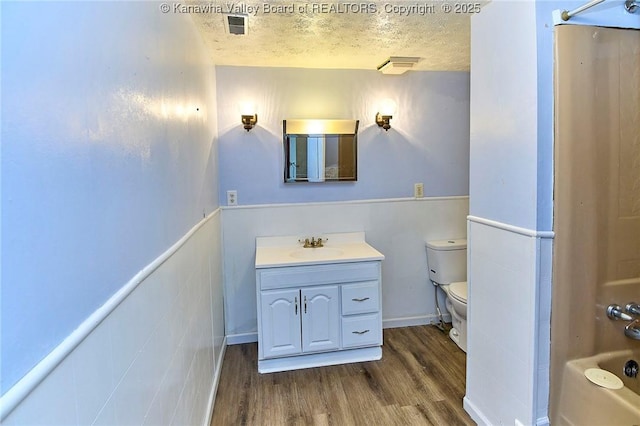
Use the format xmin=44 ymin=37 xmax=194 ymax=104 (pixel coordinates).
xmin=425 ymin=239 xmax=468 ymax=352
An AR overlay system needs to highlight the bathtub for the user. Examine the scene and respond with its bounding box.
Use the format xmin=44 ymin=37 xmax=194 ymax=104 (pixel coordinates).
xmin=557 ymin=349 xmax=640 ymax=425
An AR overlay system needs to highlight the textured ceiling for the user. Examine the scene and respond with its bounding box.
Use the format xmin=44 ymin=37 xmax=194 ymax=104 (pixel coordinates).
xmin=189 ymin=1 xmax=472 ymax=71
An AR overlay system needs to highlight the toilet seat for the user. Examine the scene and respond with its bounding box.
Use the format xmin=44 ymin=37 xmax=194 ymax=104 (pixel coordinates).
xmin=448 ymin=281 xmax=467 ymax=304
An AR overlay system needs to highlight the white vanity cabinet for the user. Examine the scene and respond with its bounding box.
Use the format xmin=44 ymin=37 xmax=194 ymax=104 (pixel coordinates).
xmin=256 ymin=255 xmax=384 ymax=373
xmin=260 ymin=285 xmax=340 ymax=358
xmin=255 ymin=232 xmax=385 ymax=373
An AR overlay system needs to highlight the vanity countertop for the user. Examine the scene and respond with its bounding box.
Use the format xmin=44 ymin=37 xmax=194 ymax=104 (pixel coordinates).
xmin=255 ymin=232 xmax=384 ymax=269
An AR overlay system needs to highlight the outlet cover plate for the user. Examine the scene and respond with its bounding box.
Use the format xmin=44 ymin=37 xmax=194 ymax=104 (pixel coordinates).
xmin=227 ymin=190 xmax=238 ymax=206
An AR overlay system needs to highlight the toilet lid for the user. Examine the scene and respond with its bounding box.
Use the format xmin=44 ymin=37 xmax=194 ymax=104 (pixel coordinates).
xmin=449 ymin=281 xmax=467 ymax=303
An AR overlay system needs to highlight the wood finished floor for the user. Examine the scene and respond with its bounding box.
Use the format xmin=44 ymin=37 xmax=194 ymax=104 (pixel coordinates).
xmin=210 ymin=325 xmax=474 ymax=425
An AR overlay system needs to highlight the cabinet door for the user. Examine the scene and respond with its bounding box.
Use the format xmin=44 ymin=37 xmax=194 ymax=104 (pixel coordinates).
xmin=301 ymin=286 xmax=340 ymax=353
xmin=260 ymin=289 xmax=302 ymax=358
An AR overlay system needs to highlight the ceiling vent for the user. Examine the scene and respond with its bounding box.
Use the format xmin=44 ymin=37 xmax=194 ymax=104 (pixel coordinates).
xmin=377 ymin=57 xmax=421 ymax=75
xmin=223 ymin=14 xmax=248 ymax=35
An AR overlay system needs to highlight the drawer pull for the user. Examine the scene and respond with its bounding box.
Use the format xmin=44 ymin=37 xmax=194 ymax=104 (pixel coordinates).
xmin=352 ymin=297 xmax=370 ymax=302
xmin=352 ymin=329 xmax=370 ymax=335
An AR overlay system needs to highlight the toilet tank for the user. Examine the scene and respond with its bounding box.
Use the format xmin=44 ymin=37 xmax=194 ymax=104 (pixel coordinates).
xmin=425 ymin=239 xmax=467 ymax=284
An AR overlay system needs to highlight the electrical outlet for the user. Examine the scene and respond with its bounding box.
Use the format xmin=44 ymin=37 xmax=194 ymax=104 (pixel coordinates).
xmin=227 ymin=190 xmax=238 ymax=206
xmin=414 ymin=183 xmax=424 ymax=198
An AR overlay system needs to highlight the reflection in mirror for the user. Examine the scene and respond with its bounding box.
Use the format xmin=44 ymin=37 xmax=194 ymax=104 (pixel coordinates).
xmin=283 ymin=119 xmax=359 ymax=183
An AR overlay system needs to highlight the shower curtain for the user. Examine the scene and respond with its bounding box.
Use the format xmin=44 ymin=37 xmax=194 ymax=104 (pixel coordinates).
xmin=550 ymin=24 xmax=640 ymax=422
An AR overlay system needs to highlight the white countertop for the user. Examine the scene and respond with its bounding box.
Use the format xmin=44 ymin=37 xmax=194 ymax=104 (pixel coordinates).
xmin=255 ymin=232 xmax=385 ymax=268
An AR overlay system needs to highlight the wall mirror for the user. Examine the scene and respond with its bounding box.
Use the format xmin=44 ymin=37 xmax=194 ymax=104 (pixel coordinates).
xmin=283 ymin=119 xmax=359 ymax=183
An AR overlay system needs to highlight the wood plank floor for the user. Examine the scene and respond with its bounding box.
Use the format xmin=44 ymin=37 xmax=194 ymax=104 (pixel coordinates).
xmin=210 ymin=326 xmax=474 ymax=425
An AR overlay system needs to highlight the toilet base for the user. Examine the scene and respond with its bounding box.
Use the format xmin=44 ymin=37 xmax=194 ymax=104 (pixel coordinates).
xmin=445 ymin=295 xmax=467 ymax=352
xmin=448 ymin=327 xmax=466 ymax=353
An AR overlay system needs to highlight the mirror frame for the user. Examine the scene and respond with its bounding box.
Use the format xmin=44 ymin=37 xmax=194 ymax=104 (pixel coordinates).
xmin=283 ymin=119 xmax=359 ymax=183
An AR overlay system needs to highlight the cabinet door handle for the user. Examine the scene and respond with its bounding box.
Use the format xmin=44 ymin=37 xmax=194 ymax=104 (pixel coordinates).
xmin=295 ymin=296 xmax=298 ymax=315
xmin=304 ymin=296 xmax=307 ymax=314
xmin=352 ymin=329 xmax=370 ymax=335
xmin=352 ymin=297 xmax=370 ymax=302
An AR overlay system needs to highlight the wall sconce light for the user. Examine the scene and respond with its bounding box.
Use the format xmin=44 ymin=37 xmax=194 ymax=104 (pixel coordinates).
xmin=375 ymin=98 xmax=397 ymax=131
xmin=241 ymin=114 xmax=258 ymax=131
xmin=375 ymin=113 xmax=392 ymax=131
xmin=239 ymin=101 xmax=258 ymax=131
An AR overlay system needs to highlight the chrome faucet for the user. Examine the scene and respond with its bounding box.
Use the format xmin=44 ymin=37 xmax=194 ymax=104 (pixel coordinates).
xmin=625 ymin=302 xmax=640 ymax=316
xmin=608 ymin=303 xmax=640 ymax=340
xmin=625 ymin=319 xmax=640 ymax=340
xmin=607 ymin=304 xmax=634 ymax=321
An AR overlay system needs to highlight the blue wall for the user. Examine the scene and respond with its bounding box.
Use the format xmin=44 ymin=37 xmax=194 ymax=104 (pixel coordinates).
xmin=1 ymin=2 xmax=218 ymax=393
xmin=216 ymin=66 xmax=470 ymax=205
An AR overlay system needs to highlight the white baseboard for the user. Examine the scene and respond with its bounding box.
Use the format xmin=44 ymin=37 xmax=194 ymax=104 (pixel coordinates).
xmin=463 ymin=396 xmax=549 ymax=426
xmin=383 ymin=314 xmax=451 ymax=329
xmin=226 ymin=332 xmax=258 ymax=345
xmin=463 ymin=396 xmax=492 ymax=426
xmin=203 ymin=336 xmax=227 ymax=426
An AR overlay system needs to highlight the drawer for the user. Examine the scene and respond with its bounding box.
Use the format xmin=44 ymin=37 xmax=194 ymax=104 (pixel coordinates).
xmin=341 ymin=281 xmax=379 ymax=315
xmin=341 ymin=313 xmax=382 ymax=348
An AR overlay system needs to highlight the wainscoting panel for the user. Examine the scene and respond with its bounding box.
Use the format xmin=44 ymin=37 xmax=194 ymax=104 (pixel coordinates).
xmin=2 ymin=211 xmax=224 ymax=426
xmin=464 ymin=218 xmax=552 ymax=426
xmin=221 ymin=197 xmax=469 ymax=339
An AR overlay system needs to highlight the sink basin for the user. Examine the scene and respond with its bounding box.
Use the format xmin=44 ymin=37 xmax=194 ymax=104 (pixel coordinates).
xmin=255 ymin=232 xmax=385 ymax=268
xmin=289 ymin=248 xmax=344 ymax=259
